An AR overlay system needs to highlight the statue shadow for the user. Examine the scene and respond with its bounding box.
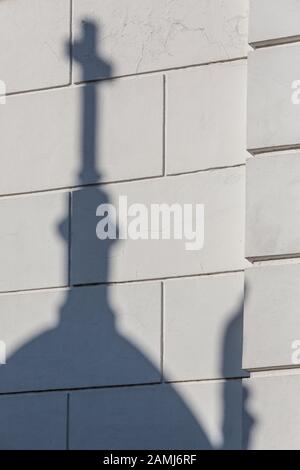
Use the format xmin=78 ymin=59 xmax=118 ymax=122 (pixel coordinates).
xmin=0 ymin=20 xmax=254 ymax=450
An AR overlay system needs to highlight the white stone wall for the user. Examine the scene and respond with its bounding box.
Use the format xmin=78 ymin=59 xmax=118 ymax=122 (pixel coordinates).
xmin=0 ymin=0 xmax=250 ymax=449
xmin=245 ymin=0 xmax=300 ymax=451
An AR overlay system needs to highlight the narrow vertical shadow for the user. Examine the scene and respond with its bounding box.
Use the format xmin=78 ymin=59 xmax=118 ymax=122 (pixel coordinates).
xmin=220 ymin=286 xmax=255 ymax=450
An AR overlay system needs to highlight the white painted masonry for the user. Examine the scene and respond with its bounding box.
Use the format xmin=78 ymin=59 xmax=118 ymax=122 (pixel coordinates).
xmin=245 ymin=0 xmax=300 ymax=450
xmin=3 ymin=0 xmax=298 ymax=451
xmin=0 ymin=0 xmax=70 ymax=94
xmin=0 ymin=77 xmax=164 ymax=194
xmin=0 ymin=0 xmax=248 ymax=450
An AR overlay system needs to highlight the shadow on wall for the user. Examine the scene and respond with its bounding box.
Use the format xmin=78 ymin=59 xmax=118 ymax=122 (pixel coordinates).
xmin=0 ymin=20 xmax=254 ymax=450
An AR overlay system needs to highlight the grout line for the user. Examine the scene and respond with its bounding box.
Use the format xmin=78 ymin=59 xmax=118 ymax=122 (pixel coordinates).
xmin=66 ymin=393 xmax=70 ymax=450
xmin=69 ymin=0 xmax=73 ymax=85
xmin=0 ymin=270 xmax=244 ymax=296
xmin=0 ymin=382 xmax=162 ymax=396
xmin=0 ymin=163 xmax=246 ymax=200
xmin=0 ymin=284 xmax=70 ymax=297
xmin=164 ymin=163 xmax=245 ymax=177
xmin=0 ymin=377 xmax=245 ymax=397
xmin=162 ymin=74 xmax=166 ymax=176
xmin=4 ymin=56 xmax=247 ymax=98
xmin=68 ymin=192 xmax=72 ymax=286
xmin=160 ymin=281 xmax=164 ymax=382
xmin=5 ymin=82 xmax=71 ymax=98
xmin=73 ymin=56 xmax=248 ymax=85
xmin=164 ymin=376 xmax=248 ymax=385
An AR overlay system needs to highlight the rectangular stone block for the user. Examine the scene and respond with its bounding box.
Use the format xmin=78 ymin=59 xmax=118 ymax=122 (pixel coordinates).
xmin=0 ymin=0 xmax=70 ymax=93
xmin=166 ymin=61 xmax=247 ymax=174
xmin=248 ymin=44 xmax=300 ymax=152
xmin=0 ymin=192 xmax=68 ymax=292
xmin=164 ymin=272 xmax=246 ymax=381
xmin=69 ymin=381 xmax=243 ymax=449
xmin=0 ymin=282 xmax=161 ymax=392
xmin=246 ymin=154 xmax=300 ymax=259
xmin=245 ymin=375 xmax=300 ymax=449
xmin=243 ymin=263 xmax=300 ymax=370
xmin=71 ymin=167 xmax=247 ymax=284
xmin=0 ymin=76 xmax=163 ymax=195
xmin=249 ymin=0 xmax=300 ymax=47
xmin=73 ymin=0 xmax=249 ymax=81
xmin=0 ymin=393 xmax=67 ymax=450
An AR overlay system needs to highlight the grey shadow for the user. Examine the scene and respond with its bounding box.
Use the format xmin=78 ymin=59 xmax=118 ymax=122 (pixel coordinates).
xmin=0 ymin=20 xmax=254 ymax=450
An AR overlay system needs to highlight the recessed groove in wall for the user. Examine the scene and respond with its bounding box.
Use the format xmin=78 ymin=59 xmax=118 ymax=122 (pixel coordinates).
xmin=0 ymin=163 xmax=246 ymax=200
xmin=247 ymin=253 xmax=300 ymax=264
xmin=0 ymin=270 xmax=245 ymax=297
xmin=249 ymin=148 xmax=300 ymax=159
xmin=250 ymin=366 xmax=300 ymax=378
xmin=248 ymin=143 xmax=300 ymax=156
xmin=251 ymin=257 xmax=300 ymax=267
xmin=250 ymin=35 xmax=300 ymax=50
